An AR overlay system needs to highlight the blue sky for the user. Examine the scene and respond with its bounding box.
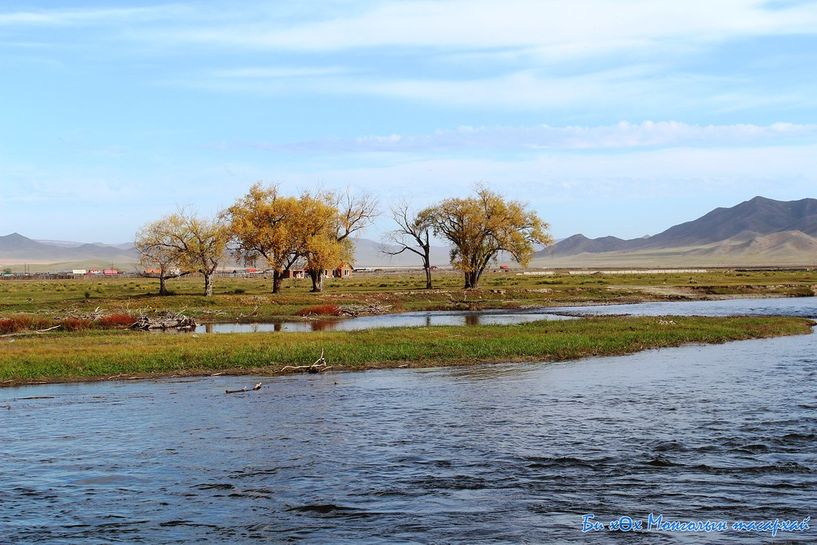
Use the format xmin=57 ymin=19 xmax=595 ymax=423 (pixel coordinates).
xmin=1 ymin=0 xmax=816 ymax=243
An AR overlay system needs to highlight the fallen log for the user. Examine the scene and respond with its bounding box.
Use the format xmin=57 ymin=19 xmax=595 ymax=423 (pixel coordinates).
xmin=280 ymin=348 xmax=332 ymax=374
xmin=225 ymin=382 xmax=262 ymax=394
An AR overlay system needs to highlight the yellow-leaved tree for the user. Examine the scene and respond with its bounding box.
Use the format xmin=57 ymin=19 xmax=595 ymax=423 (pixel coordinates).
xmin=304 ymin=191 xmax=377 ymax=292
xmin=226 ymin=184 xmax=375 ymax=293
xmin=134 ymin=211 xmax=228 ymax=296
xmin=426 ymin=188 xmax=552 ymax=289
xmin=224 ymin=183 xmax=303 ymax=294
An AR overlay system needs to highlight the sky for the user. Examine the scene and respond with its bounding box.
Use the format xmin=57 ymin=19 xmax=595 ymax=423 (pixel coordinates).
xmin=1 ymin=0 xmax=816 ymax=244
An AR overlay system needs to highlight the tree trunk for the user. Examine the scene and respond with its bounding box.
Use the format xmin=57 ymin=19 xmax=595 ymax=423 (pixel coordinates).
xmin=424 ymin=265 xmax=432 ymax=289
xmin=463 ymin=271 xmax=479 ymax=289
xmin=159 ymin=274 xmax=169 ymax=296
xmin=309 ymin=269 xmax=324 ymax=293
xmin=272 ymin=270 xmax=283 ymax=294
xmin=203 ymin=273 xmax=213 ymax=297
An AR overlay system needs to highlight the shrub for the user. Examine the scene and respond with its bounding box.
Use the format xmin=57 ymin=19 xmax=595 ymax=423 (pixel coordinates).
xmin=296 ymin=304 xmax=342 ymax=317
xmin=97 ymin=313 xmax=138 ymax=328
xmin=61 ymin=317 xmax=93 ymax=331
xmin=0 ymin=315 xmax=53 ymax=334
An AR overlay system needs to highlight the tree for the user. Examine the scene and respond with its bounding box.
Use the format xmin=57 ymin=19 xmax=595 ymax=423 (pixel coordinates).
xmin=304 ymin=234 xmax=353 ymax=292
xmin=224 ymin=183 xmax=302 ymax=294
xmin=426 ymin=188 xmax=552 ymax=289
xmin=383 ymin=202 xmax=434 ymax=289
xmin=178 ymin=214 xmax=229 ymax=297
xmin=226 ymin=185 xmax=376 ymax=294
xmin=292 ymin=191 xmax=349 ymax=293
xmin=304 ymin=190 xmax=377 ymax=293
xmin=138 ymin=211 xmax=228 ymax=297
xmin=134 ymin=218 xmax=188 ymax=295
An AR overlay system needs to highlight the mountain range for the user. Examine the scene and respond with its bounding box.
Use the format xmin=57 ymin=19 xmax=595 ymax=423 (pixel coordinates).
xmin=0 ymin=233 xmax=138 ymax=269
xmin=534 ymin=196 xmax=817 ymax=266
xmin=2 ymin=196 xmax=815 ymax=270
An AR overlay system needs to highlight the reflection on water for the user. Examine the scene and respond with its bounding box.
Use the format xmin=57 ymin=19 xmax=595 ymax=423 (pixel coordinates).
xmin=195 ymin=296 xmax=817 ymax=334
xmin=201 ymin=309 xmax=573 ymax=334
xmin=2 ymin=296 xmax=815 ymax=543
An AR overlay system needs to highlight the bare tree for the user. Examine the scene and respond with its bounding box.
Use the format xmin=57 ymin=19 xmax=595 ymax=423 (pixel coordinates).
xmin=306 ymin=190 xmax=378 ymax=292
xmin=335 ymin=190 xmax=379 ymax=242
xmin=134 ymin=219 xmax=188 ymax=296
xmin=383 ymin=202 xmax=434 ymax=289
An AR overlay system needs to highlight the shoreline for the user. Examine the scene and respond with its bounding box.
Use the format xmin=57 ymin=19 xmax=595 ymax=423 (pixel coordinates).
xmin=2 ymin=315 xmax=813 ymax=389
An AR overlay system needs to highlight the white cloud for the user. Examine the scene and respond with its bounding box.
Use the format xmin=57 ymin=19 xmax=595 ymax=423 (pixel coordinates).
xmin=253 ymin=121 xmax=817 ymax=153
xmin=269 ymin=142 xmax=817 ymax=236
xmin=272 ymin=143 xmax=817 ymax=192
xmin=210 ymin=66 xmax=350 ymax=79
xmin=159 ymin=0 xmax=817 ymax=55
xmin=0 ymin=5 xmax=187 ymax=27
xmin=169 ymin=64 xmax=733 ymax=112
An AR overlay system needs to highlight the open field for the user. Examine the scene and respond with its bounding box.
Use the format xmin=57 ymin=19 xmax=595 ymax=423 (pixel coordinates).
xmin=1 ymin=270 xmax=814 ymax=386
xmin=1 ymin=315 xmax=812 ymax=387
xmin=1 ymin=269 xmax=816 ymax=322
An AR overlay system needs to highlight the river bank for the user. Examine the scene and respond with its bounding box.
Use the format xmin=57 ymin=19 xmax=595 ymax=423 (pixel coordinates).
xmin=1 ymin=315 xmax=812 ymax=387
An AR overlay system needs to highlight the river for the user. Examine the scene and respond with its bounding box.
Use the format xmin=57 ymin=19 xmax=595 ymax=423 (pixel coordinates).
xmin=1 ymin=297 xmax=815 ymax=543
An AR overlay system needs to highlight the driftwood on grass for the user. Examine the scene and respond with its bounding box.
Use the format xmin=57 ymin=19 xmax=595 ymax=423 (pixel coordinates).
xmin=280 ymin=348 xmax=333 ymax=374
xmin=225 ymin=382 xmax=262 ymax=394
xmin=131 ymin=312 xmax=196 ymax=331
xmin=337 ymin=304 xmax=392 ymax=317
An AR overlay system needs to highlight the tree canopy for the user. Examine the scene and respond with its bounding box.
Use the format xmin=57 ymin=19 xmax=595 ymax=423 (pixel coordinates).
xmin=134 ymin=217 xmax=186 ymax=295
xmin=224 ymin=184 xmax=374 ymax=293
xmin=425 ymin=188 xmax=552 ymax=288
xmin=134 ymin=211 xmax=228 ymax=296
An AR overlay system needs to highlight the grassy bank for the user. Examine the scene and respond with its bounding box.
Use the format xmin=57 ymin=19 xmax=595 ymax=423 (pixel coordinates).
xmin=0 ymin=269 xmax=815 ymax=323
xmin=1 ymin=315 xmax=812 ymax=387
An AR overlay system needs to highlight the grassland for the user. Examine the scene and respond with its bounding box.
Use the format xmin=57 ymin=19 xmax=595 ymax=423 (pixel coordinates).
xmin=1 ymin=270 xmax=814 ymax=386
xmin=1 ymin=315 xmax=812 ymax=387
xmin=1 ymin=269 xmax=816 ymax=323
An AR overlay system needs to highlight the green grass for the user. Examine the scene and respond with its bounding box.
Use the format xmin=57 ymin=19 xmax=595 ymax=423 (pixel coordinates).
xmin=0 ymin=269 xmax=815 ymax=323
xmin=1 ymin=315 xmax=812 ymax=386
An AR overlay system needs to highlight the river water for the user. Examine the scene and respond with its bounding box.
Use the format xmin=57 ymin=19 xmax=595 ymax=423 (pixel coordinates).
xmin=1 ymin=297 xmax=815 ymax=543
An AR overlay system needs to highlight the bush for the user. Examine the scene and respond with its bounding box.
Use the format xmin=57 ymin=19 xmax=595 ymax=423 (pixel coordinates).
xmin=0 ymin=315 xmax=53 ymax=334
xmin=97 ymin=313 xmax=138 ymax=328
xmin=61 ymin=317 xmax=93 ymax=331
xmin=296 ymin=304 xmax=342 ymax=317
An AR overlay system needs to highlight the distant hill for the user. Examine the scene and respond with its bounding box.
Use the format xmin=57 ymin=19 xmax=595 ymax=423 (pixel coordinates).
xmin=7 ymin=196 xmax=814 ymax=271
xmin=536 ymin=196 xmax=817 ymax=267
xmin=0 ymin=233 xmax=138 ymax=268
xmin=0 ymin=232 xmax=448 ymax=271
